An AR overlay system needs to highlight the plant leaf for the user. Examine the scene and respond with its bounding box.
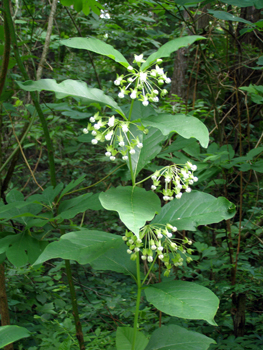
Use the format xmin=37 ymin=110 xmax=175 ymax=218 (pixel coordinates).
xmin=152 ymin=191 xmax=236 ymax=230
xmin=116 ymin=327 xmax=148 ymax=350
xmin=145 ymin=281 xmax=219 ymax=325
xmin=99 ymin=186 xmax=161 ymax=237
xmin=144 ymin=324 xmax=215 ymax=350
xmin=16 ymin=79 xmax=125 ymax=117
xmin=208 ymin=10 xmax=254 ymax=25
xmin=61 ymin=37 xmax=129 ymax=68
xmin=34 ymin=230 xmax=123 ymax=265
xmin=142 ymin=114 xmax=209 ymax=148
xmin=141 ymin=36 xmax=205 ymax=70
xmin=0 ymin=325 xmax=30 ymax=348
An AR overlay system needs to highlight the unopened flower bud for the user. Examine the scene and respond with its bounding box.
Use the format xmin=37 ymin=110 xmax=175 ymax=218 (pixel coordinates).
xmin=83 ymin=128 xmax=88 ymax=134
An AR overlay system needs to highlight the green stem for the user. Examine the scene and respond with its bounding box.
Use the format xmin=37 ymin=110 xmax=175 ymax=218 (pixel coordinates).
xmin=3 ymin=0 xmax=56 ymax=187
xmin=64 ymin=259 xmax=85 ymax=350
xmin=131 ymin=254 xmax=142 ymax=350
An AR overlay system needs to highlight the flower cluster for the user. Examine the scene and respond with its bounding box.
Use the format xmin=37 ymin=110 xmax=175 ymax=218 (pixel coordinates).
xmin=123 ymin=224 xmax=193 ymax=276
xmin=151 ymin=162 xmax=198 ymax=201
xmin=114 ymin=54 xmax=171 ymax=106
xmin=83 ymin=113 xmax=145 ymax=161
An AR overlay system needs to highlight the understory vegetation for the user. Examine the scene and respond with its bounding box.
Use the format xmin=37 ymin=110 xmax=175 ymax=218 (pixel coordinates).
xmin=0 ymin=1 xmax=263 ymax=349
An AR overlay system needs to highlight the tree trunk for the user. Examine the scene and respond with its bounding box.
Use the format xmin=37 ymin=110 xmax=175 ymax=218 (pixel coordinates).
xmin=232 ymin=293 xmax=246 ymax=337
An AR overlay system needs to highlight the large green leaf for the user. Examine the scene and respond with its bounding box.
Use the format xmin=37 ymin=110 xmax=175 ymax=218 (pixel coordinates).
xmin=152 ymin=191 xmax=235 ymax=230
xmin=0 ymin=325 xmax=30 ymax=348
xmin=61 ymin=37 xmax=129 ymax=68
xmin=220 ymin=0 xmax=263 ymax=8
xmin=208 ymin=10 xmax=254 ymax=25
xmin=90 ymin=242 xmax=136 ymax=278
xmin=142 ymin=114 xmax=209 ymax=148
xmin=16 ymin=79 xmax=125 ymax=117
xmin=116 ymin=327 xmax=148 ymax=350
xmin=99 ymin=187 xmax=161 ymax=237
xmin=144 ymin=325 xmax=215 ymax=350
xmin=34 ymin=230 xmax=122 ymax=265
xmin=145 ymin=281 xmax=219 ymax=325
xmin=141 ymin=36 xmax=205 ymax=70
xmin=56 ymin=193 xmax=102 ymax=219
xmin=0 ymin=233 xmax=48 ymax=267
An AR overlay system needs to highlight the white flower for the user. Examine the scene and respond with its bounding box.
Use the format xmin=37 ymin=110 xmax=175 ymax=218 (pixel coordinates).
xmin=153 ymin=97 xmax=159 ymax=102
xmin=134 ymin=54 xmax=144 ymax=62
xmin=151 ymin=175 xmax=157 ymax=180
xmin=162 ymin=89 xmax=168 ymax=95
xmin=167 ymin=232 xmax=173 ymax=238
xmin=128 ymin=239 xmax=134 ymax=244
xmin=110 ymin=156 xmax=116 ymax=161
xmin=122 ymin=124 xmax=129 ymax=133
xmin=122 ymin=155 xmax=128 ymax=160
xmin=165 ymin=78 xmax=171 ymax=84
xmin=188 ymin=240 xmax=192 ymax=245
xmin=157 ymin=232 xmax=163 ymax=239
xmin=153 ymin=89 xmax=159 ymax=94
xmin=114 ymin=79 xmax=121 ymax=86
xmin=137 ymin=142 xmax=143 ymax=149
xmin=156 ymin=65 xmax=164 ymax=75
xmin=91 ymin=139 xmax=98 ymax=145
xmin=151 ymin=245 xmax=157 ymax=250
xmin=158 ymin=79 xmax=164 ymax=84
xmin=147 ymin=256 xmax=153 ymax=262
xmin=94 ymin=122 xmax=102 ymax=130
xmin=191 ymin=165 xmax=197 ymax=171
xmin=130 ymin=90 xmax=137 ymax=99
xmin=157 ymin=246 xmax=164 ymax=251
xmin=119 ymin=141 xmax=125 ymax=147
xmin=90 ymin=117 xmax=96 ymax=123
xmin=83 ymin=128 xmax=88 ymax=134
xmin=128 ymin=77 xmax=133 ymax=83
xmin=127 ymin=249 xmax=132 ymax=254
xmin=134 ymin=247 xmax=140 ymax=252
xmin=158 ymin=254 xmax=164 ymax=260
xmin=92 ymin=130 xmax=97 ymax=136
xmin=186 ymin=187 xmax=191 ymax=193
xmin=130 ymin=149 xmax=135 ymax=154
xmin=139 ymin=71 xmax=147 ymax=82
xmin=151 ymin=185 xmax=156 ymax=190
xmin=108 ymin=116 xmax=115 ymax=127
xmin=176 ymin=193 xmax=182 ymax=199
xmin=150 ymin=71 xmax=157 ymax=77
xmin=189 ymin=180 xmax=194 ymax=185
xmin=170 ymin=242 xmax=177 ymax=250
xmin=105 ymin=133 xmax=112 ymax=141
xmin=172 ymin=226 xmax=177 ymax=232
xmin=122 ymin=236 xmax=127 ymax=241
xmin=118 ymin=91 xmax=125 ymax=98
xmin=157 ymin=58 xmax=162 ymax=63
xmin=105 ymin=151 xmax=111 ymax=157
xmin=141 ymin=255 xmax=147 ymax=260
xmin=193 ymin=176 xmax=198 ymax=182
xmin=137 ymin=238 xmax=142 ymax=243
xmin=165 ymin=177 xmax=171 ymax=183
xmin=163 ymin=195 xmax=169 ymax=201
xmin=142 ymin=100 xmax=149 ymax=106
xmin=127 ymin=65 xmax=133 ymax=71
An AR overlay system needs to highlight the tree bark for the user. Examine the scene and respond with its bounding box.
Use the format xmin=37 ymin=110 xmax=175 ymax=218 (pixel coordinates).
xmin=232 ymin=293 xmax=246 ymax=337
xmin=0 ymin=264 xmax=13 ymax=350
xmin=36 ymin=0 xmax=58 ymax=80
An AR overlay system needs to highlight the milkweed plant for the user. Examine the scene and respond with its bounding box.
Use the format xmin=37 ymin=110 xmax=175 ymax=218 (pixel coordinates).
xmin=18 ymin=36 xmax=235 ymax=350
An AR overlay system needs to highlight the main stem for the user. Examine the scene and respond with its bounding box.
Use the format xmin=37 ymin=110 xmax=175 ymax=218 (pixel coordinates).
xmin=65 ymin=260 xmax=85 ymax=350
xmin=131 ymin=254 xmax=142 ymax=350
xmin=127 ymin=92 xmax=142 ymax=350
